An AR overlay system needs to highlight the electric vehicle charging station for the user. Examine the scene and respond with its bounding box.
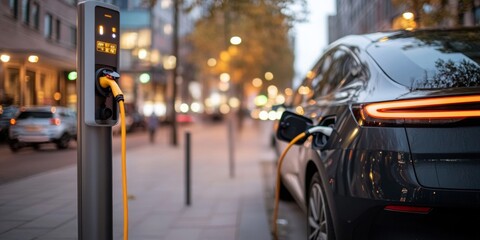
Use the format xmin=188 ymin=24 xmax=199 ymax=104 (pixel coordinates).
xmin=77 ymin=1 xmax=121 ymax=239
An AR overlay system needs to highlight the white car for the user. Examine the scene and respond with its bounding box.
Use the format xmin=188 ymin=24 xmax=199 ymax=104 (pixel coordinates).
xmin=8 ymin=106 xmax=77 ymax=152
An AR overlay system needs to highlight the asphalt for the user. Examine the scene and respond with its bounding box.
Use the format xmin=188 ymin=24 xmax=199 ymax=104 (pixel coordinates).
xmin=0 ymin=119 xmax=286 ymax=240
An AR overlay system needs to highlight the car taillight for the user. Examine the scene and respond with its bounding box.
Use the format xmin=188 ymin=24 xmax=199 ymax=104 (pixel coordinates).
xmin=352 ymin=95 xmax=480 ymax=127
xmin=51 ymin=118 xmax=61 ymax=126
xmin=10 ymin=118 xmax=16 ymax=125
xmin=384 ymin=205 xmax=432 ymax=214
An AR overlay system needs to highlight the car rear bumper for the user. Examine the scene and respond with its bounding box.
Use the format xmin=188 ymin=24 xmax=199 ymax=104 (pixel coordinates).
xmin=17 ymin=135 xmax=51 ymax=143
xmin=10 ymin=129 xmax=64 ymax=143
xmin=329 ymin=146 xmax=480 ymax=239
xmin=332 ymin=194 xmax=480 ymax=240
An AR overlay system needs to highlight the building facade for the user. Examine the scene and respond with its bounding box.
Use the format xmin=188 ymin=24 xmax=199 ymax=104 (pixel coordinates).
xmin=0 ymin=0 xmax=78 ymax=108
xmin=329 ymin=0 xmax=480 ymax=43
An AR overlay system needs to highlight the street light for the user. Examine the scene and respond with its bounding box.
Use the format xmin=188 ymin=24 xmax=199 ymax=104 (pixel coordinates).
xmin=230 ymin=36 xmax=242 ymax=45
xmin=267 ymin=85 xmax=278 ymax=98
xmin=207 ymin=58 xmax=217 ymax=67
xmin=252 ymin=78 xmax=263 ymax=88
xmin=138 ymin=48 xmax=148 ymax=60
xmin=139 ymin=73 xmax=151 ymax=83
xmin=393 ymin=11 xmax=417 ymax=30
xmin=402 ymin=12 xmax=414 ymax=20
xmin=163 ymin=55 xmax=176 ymax=70
xmin=0 ymin=54 xmax=10 ymax=62
xmin=28 ymin=55 xmax=39 ymax=63
xmin=265 ymin=71 xmax=274 ymax=81
xmin=220 ymin=72 xmax=230 ymax=82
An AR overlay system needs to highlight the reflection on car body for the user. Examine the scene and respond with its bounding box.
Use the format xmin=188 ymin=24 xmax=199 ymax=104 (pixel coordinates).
xmin=275 ymin=27 xmax=480 ymax=240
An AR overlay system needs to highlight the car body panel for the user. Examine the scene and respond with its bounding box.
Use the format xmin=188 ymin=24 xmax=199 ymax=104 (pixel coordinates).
xmin=274 ymin=27 xmax=480 ymax=239
xmin=406 ymin=126 xmax=480 ymax=189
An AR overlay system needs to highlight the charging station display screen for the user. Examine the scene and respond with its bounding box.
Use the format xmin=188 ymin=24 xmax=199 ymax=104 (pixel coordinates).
xmin=96 ymin=41 xmax=117 ymax=54
xmin=95 ymin=6 xmax=119 ymax=66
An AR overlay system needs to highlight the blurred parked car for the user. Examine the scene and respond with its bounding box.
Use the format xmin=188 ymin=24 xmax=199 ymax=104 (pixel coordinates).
xmin=274 ymin=27 xmax=480 ymax=240
xmin=0 ymin=105 xmax=18 ymax=141
xmin=176 ymin=113 xmax=195 ymax=124
xmin=8 ymin=106 xmax=77 ymax=152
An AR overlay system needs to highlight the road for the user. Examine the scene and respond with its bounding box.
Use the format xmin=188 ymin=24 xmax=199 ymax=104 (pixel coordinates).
xmin=0 ymin=128 xmax=158 ymax=185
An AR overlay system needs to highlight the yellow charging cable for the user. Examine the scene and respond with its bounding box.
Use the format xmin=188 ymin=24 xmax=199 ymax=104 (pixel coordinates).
xmin=272 ymin=131 xmax=306 ymax=240
xmin=99 ymin=75 xmax=129 ymax=240
xmin=272 ymin=126 xmax=333 ymax=239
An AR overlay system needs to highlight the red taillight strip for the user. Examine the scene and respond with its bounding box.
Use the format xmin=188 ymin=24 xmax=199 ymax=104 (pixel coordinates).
xmin=364 ymin=95 xmax=480 ymax=119
xmin=384 ymin=205 xmax=432 ymax=214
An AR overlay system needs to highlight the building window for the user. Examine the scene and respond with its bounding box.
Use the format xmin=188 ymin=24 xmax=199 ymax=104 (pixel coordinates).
xmin=44 ymin=13 xmax=52 ymax=39
xmin=32 ymin=2 xmax=39 ymax=29
xmin=475 ymin=7 xmax=480 ymax=26
xmin=64 ymin=0 xmax=76 ymax=5
xmin=25 ymin=70 xmax=36 ymax=106
xmin=22 ymin=0 xmax=30 ymax=24
xmin=70 ymin=26 xmax=76 ymax=47
xmin=9 ymin=0 xmax=18 ymax=19
xmin=5 ymin=68 xmax=21 ymax=105
xmin=56 ymin=19 xmax=61 ymax=42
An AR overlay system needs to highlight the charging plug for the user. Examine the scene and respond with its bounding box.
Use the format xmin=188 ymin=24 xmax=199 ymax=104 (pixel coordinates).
xmin=98 ymin=69 xmax=124 ymax=101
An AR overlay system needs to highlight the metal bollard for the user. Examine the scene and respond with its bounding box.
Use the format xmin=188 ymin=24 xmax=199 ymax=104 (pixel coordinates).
xmin=185 ymin=131 xmax=191 ymax=206
xmin=228 ymin=119 xmax=235 ymax=178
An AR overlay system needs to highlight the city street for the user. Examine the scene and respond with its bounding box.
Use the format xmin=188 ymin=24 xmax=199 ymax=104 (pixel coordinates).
xmin=2 ymin=1 xmax=480 ymax=239
xmin=0 ymin=128 xmax=153 ymax=185
xmin=0 ymin=119 xmax=306 ymax=240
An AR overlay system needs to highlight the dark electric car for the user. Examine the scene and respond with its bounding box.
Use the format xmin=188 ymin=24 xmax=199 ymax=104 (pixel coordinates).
xmin=274 ymin=27 xmax=480 ymax=240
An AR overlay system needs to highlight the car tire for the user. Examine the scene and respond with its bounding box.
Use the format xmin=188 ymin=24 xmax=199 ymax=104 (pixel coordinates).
xmin=33 ymin=144 xmax=41 ymax=150
xmin=56 ymin=133 xmax=70 ymax=149
xmin=9 ymin=139 xmax=20 ymax=153
xmin=307 ymin=172 xmax=335 ymax=240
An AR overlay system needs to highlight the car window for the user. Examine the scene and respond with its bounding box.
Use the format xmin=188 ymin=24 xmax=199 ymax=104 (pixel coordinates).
xmin=17 ymin=111 xmax=53 ymax=119
xmin=336 ymin=53 xmax=360 ymax=88
xmin=59 ymin=112 xmax=66 ymax=117
xmin=313 ymin=49 xmax=354 ymax=98
xmin=290 ymin=78 xmax=310 ymax=107
xmin=367 ymin=29 xmax=480 ymax=89
xmin=290 ymin=61 xmax=321 ymax=106
xmin=0 ymin=108 xmax=17 ymax=119
xmin=311 ymin=55 xmax=332 ymax=89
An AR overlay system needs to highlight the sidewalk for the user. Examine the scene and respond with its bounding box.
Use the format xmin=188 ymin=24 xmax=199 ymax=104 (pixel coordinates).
xmin=0 ymin=119 xmax=277 ymax=240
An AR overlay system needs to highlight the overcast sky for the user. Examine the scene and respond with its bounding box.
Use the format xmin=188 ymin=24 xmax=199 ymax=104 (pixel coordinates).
xmin=293 ymin=0 xmax=336 ymax=86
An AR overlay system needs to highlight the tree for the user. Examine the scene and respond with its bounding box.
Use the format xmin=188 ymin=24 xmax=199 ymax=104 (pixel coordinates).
xmin=187 ymin=0 xmax=307 ymax=92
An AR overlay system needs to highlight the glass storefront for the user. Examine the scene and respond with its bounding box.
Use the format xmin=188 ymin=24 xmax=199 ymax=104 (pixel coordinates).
xmin=1 ymin=65 xmax=62 ymax=107
xmin=4 ymin=68 xmax=20 ymax=105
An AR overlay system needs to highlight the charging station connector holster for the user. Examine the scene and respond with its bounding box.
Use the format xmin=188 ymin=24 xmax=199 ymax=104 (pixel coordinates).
xmin=94 ymin=68 xmax=121 ymax=123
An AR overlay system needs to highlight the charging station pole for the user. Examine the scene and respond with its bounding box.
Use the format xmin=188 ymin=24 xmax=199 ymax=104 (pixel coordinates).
xmin=77 ymin=2 xmax=120 ymax=239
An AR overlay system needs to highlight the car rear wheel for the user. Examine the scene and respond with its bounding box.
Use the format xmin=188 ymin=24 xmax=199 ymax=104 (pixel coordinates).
xmin=307 ymin=172 xmax=334 ymax=240
xmin=56 ymin=133 xmax=70 ymax=149
xmin=9 ymin=139 xmax=20 ymax=153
